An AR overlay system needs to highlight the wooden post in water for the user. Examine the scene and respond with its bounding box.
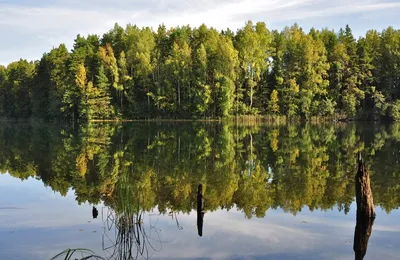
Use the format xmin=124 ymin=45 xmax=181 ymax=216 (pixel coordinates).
xmin=92 ymin=206 xmax=98 ymax=219
xmin=197 ymin=184 xmax=204 ymax=237
xmin=353 ymin=153 xmax=375 ymax=260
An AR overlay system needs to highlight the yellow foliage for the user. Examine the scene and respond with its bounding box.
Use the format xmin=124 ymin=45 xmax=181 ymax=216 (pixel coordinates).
xmin=75 ymin=64 xmax=87 ymax=89
xmin=76 ymin=153 xmax=87 ymax=176
xmin=269 ymin=89 xmax=280 ymax=114
xmin=269 ymin=129 xmax=279 ymax=152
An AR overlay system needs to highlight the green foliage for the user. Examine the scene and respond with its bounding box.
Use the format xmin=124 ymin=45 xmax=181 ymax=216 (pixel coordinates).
xmin=388 ymin=100 xmax=400 ymax=121
xmin=319 ymin=98 xmax=336 ymax=116
xmin=235 ymin=21 xmax=272 ymax=112
xmin=0 ymin=22 xmax=400 ymax=121
xmin=268 ymin=89 xmax=279 ymax=114
xmin=2 ymin=122 xmax=400 ymax=218
xmin=2 ymin=60 xmax=35 ymax=118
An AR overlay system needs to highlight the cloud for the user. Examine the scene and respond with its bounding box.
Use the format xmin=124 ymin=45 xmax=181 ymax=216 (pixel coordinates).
xmin=0 ymin=0 xmax=399 ymax=65
xmin=1 ymin=173 xmax=400 ymax=260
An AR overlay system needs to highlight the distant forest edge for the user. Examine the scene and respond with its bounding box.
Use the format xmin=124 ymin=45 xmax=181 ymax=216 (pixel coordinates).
xmin=0 ymin=21 xmax=399 ymax=121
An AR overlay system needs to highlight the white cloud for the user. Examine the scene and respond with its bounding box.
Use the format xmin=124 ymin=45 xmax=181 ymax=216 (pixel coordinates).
xmin=0 ymin=0 xmax=399 ymax=65
xmin=1 ymin=173 xmax=400 ymax=259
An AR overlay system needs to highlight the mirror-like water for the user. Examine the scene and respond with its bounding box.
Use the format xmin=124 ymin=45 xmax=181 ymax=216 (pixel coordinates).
xmin=0 ymin=122 xmax=399 ymax=260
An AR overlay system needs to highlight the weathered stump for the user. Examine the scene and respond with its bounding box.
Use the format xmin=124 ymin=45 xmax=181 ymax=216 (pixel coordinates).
xmin=197 ymin=184 xmax=204 ymax=237
xmin=92 ymin=206 xmax=98 ymax=219
xmin=353 ymin=154 xmax=375 ymax=260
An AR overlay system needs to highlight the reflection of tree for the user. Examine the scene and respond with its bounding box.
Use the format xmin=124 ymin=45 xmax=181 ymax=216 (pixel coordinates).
xmin=99 ymin=160 xmax=164 ymax=260
xmin=102 ymin=208 xmax=162 ymax=260
xmin=1 ymin=122 xmax=400 ymax=219
xmin=197 ymin=184 xmax=204 ymax=237
xmin=5 ymin=122 xmax=400 ymax=260
xmin=52 ymin=206 xmax=164 ymax=260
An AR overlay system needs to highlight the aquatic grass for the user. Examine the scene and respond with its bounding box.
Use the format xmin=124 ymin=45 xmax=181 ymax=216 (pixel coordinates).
xmin=52 ymin=159 xmax=181 ymax=260
xmin=99 ymin=170 xmax=164 ymax=259
xmin=50 ymin=248 xmax=105 ymax=260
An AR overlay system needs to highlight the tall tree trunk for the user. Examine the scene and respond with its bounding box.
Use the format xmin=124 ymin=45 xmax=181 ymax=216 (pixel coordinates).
xmin=120 ymin=90 xmax=123 ymax=117
xmin=178 ymin=82 xmax=181 ymax=110
xmin=250 ymin=80 xmax=253 ymax=108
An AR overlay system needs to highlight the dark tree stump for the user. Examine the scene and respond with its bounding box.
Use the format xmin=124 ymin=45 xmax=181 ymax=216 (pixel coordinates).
xmin=353 ymin=154 xmax=375 ymax=260
xmin=197 ymin=184 xmax=204 ymax=237
xmin=92 ymin=206 xmax=98 ymax=219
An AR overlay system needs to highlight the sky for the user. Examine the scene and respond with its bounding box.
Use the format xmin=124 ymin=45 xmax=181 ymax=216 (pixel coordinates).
xmin=1 ymin=173 xmax=400 ymax=259
xmin=0 ymin=0 xmax=399 ymax=65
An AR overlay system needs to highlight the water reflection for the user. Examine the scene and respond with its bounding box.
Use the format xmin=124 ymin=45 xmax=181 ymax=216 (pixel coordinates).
xmin=93 ymin=206 xmax=99 ymax=219
xmin=2 ymin=122 xmax=400 ymax=214
xmin=353 ymin=154 xmax=376 ymax=260
xmin=354 ymin=210 xmax=375 ymax=260
xmin=1 ymin=122 xmax=400 ymax=214
xmin=101 ymin=208 xmax=162 ymax=260
xmin=0 ymin=122 xmax=400 ymax=259
xmin=197 ymin=184 xmax=204 ymax=237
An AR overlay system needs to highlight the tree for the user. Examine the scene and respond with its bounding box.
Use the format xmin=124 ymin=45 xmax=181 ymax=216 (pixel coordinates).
xmin=93 ymin=65 xmax=113 ymax=119
xmin=101 ymin=23 xmax=126 ymax=56
xmin=117 ymin=51 xmax=129 ymax=115
xmin=192 ymin=44 xmax=211 ymax=117
xmin=4 ymin=60 xmax=35 ymax=118
xmin=76 ymin=64 xmax=88 ymax=119
xmin=378 ymin=27 xmax=400 ymax=100
xmin=268 ymin=89 xmax=280 ymax=114
xmin=213 ymin=35 xmax=239 ymax=117
xmin=99 ymin=44 xmax=119 ymax=90
xmin=46 ymin=44 xmax=70 ymax=120
xmin=1 ymin=21 xmax=400 ymax=121
xmin=337 ymin=25 xmax=364 ymax=117
xmin=125 ymin=25 xmax=156 ymax=117
xmin=165 ymin=41 xmax=192 ymax=116
xmin=235 ymin=21 xmax=272 ymax=113
xmin=0 ymin=66 xmax=7 ymax=117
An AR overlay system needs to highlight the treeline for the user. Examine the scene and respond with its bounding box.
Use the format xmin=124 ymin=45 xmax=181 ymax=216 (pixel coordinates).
xmin=0 ymin=22 xmax=400 ymax=120
xmin=1 ymin=122 xmax=400 ymax=216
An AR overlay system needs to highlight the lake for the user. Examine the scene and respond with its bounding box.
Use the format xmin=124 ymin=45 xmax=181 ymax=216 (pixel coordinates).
xmin=0 ymin=122 xmax=399 ymax=260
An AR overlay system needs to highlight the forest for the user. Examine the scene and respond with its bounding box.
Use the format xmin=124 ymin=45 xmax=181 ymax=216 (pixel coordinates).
xmin=1 ymin=122 xmax=400 ymax=217
xmin=0 ymin=22 xmax=399 ymax=121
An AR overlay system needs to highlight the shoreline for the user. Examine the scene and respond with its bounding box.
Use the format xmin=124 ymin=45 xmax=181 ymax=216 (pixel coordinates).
xmin=0 ymin=116 xmax=390 ymax=124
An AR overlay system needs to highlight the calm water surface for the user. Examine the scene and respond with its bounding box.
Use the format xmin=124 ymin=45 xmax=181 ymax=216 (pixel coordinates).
xmin=0 ymin=122 xmax=399 ymax=260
